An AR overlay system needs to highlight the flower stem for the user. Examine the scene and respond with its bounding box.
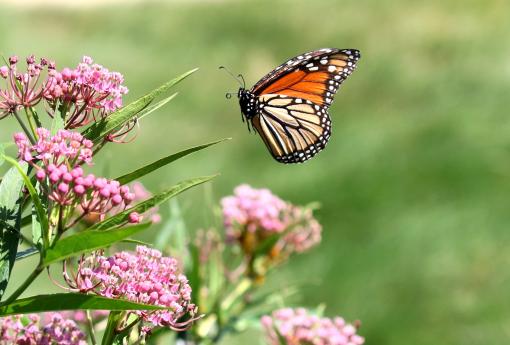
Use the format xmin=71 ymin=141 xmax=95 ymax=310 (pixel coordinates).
xmin=86 ymin=310 xmax=98 ymax=345
xmin=0 ymin=260 xmax=44 ymax=305
xmin=24 ymin=107 xmax=38 ymax=140
xmin=219 ymin=278 xmax=252 ymax=312
xmin=13 ymin=110 xmax=36 ymax=145
xmin=101 ymin=311 xmax=122 ymax=345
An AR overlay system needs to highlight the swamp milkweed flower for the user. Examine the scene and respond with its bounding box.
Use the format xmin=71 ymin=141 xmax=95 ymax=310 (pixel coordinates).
xmin=0 ymin=55 xmax=128 ymax=129
xmin=14 ymin=128 xmax=139 ymax=228
xmin=0 ymin=313 xmax=87 ymax=345
xmin=261 ymin=308 xmax=365 ymax=345
xmin=221 ymin=184 xmax=322 ymax=260
xmin=63 ymin=246 xmax=198 ymax=332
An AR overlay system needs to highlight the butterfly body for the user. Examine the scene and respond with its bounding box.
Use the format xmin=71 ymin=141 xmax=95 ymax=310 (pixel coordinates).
xmin=235 ymin=48 xmax=361 ymax=164
xmin=238 ymin=88 xmax=258 ymax=120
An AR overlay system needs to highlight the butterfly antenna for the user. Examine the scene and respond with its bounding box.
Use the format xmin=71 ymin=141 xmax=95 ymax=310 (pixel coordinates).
xmin=219 ymin=66 xmax=244 ymax=88
xmin=237 ymin=74 xmax=246 ymax=89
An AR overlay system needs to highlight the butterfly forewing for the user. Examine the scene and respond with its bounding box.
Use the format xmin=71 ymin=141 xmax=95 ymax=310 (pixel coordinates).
xmin=252 ymin=48 xmax=360 ymax=108
xmin=252 ymin=94 xmax=331 ymax=163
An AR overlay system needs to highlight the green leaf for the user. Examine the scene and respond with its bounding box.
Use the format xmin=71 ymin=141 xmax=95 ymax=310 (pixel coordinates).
xmin=82 ymin=68 xmax=198 ymax=142
xmin=0 ymin=162 xmax=27 ymax=300
xmin=88 ymin=175 xmax=217 ymax=231
xmin=50 ymin=113 xmax=65 ymax=135
xmin=0 ymin=144 xmax=5 ymax=168
xmin=116 ymin=138 xmax=230 ymax=185
xmin=155 ymin=200 xmax=186 ymax=252
xmin=42 ymin=222 xmax=150 ymax=265
xmin=0 ymin=293 xmax=164 ymax=316
xmin=31 ymin=182 xmax=45 ymax=248
xmin=15 ymin=247 xmax=39 ymax=261
xmin=2 ymin=156 xmax=49 ymax=247
xmin=119 ymin=238 xmax=153 ymax=246
xmin=20 ymin=214 xmax=30 ymax=228
xmin=137 ymin=93 xmax=178 ymax=121
xmin=31 ymin=204 xmax=42 ymax=249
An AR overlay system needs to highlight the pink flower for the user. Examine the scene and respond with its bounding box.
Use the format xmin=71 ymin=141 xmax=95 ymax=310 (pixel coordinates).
xmin=0 ymin=313 xmax=87 ymax=345
xmin=221 ymin=184 xmax=290 ymax=238
xmin=44 ymin=56 xmax=128 ymax=128
xmin=15 ymin=128 xmax=93 ymax=165
xmin=221 ymin=185 xmax=322 ymax=259
xmin=14 ymin=128 xmax=137 ymax=228
xmin=262 ymin=308 xmax=365 ymax=345
xmin=0 ymin=54 xmax=128 ymax=135
xmin=63 ymin=246 xmax=198 ymax=332
xmin=0 ymin=55 xmax=56 ymax=119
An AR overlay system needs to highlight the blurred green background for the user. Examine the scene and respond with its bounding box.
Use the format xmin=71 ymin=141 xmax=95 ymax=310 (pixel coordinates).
xmin=1 ymin=0 xmax=510 ymax=344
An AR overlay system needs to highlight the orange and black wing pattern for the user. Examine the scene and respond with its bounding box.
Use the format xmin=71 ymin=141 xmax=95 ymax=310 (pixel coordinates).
xmin=248 ymin=48 xmax=360 ymax=163
xmin=251 ymin=48 xmax=360 ymax=107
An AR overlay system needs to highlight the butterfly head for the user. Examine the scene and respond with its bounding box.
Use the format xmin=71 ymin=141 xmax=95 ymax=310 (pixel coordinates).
xmin=238 ymin=88 xmax=257 ymax=120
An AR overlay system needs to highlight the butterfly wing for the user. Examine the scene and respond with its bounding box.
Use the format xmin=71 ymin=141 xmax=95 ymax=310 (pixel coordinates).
xmin=251 ymin=94 xmax=331 ymax=163
xmin=249 ymin=48 xmax=360 ymax=163
xmin=251 ymin=48 xmax=360 ymax=108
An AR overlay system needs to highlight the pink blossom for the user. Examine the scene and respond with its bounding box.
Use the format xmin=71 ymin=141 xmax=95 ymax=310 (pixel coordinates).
xmin=221 ymin=184 xmax=289 ymax=238
xmin=0 ymin=313 xmax=87 ymax=345
xmin=44 ymin=56 xmax=128 ymax=128
xmin=0 ymin=55 xmax=56 ymax=119
xmin=63 ymin=246 xmax=198 ymax=332
xmin=262 ymin=308 xmax=365 ymax=345
xmin=0 ymin=54 xmax=128 ymax=134
xmin=14 ymin=128 xmax=93 ymax=165
xmin=107 ymin=182 xmax=160 ymax=223
xmin=14 ymin=128 xmax=137 ymax=228
xmin=221 ymin=185 xmax=322 ymax=259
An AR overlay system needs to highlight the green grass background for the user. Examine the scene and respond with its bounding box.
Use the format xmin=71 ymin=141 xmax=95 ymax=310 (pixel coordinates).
xmin=1 ymin=0 xmax=510 ymax=344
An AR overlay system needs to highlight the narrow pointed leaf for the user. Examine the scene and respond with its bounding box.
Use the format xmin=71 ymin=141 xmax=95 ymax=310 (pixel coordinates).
xmin=0 ymin=293 xmax=164 ymax=316
xmin=50 ymin=113 xmax=65 ymax=135
xmin=83 ymin=68 xmax=198 ymax=142
xmin=0 ymin=162 xmax=27 ymax=300
xmin=137 ymin=93 xmax=178 ymax=121
xmin=16 ymin=247 xmax=39 ymax=261
xmin=3 ymin=156 xmax=49 ymax=243
xmin=31 ymin=182 xmax=45 ymax=248
xmin=0 ymin=144 xmax=5 ymax=168
xmin=42 ymin=222 xmax=150 ymax=265
xmin=88 ymin=175 xmax=217 ymax=231
xmin=116 ymin=139 xmax=229 ymax=185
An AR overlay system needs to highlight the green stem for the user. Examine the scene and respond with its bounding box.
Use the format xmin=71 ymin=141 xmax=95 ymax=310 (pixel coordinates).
xmin=101 ymin=311 xmax=122 ymax=345
xmin=24 ymin=107 xmax=37 ymax=139
xmin=86 ymin=310 xmax=98 ymax=345
xmin=13 ymin=110 xmax=36 ymax=145
xmin=0 ymin=261 xmax=44 ymax=305
xmin=219 ymin=278 xmax=252 ymax=312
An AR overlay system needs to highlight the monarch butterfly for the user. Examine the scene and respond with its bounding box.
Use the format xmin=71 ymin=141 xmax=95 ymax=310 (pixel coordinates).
xmin=224 ymin=48 xmax=361 ymax=164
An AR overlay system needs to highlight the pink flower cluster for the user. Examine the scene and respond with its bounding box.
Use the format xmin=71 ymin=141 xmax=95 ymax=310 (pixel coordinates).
xmin=0 ymin=54 xmax=127 ymax=128
xmin=44 ymin=56 xmax=128 ymax=127
xmin=14 ymin=128 xmax=139 ymax=226
xmin=0 ymin=313 xmax=87 ymax=345
xmin=221 ymin=185 xmax=322 ymax=258
xmin=222 ymin=184 xmax=290 ymax=237
xmin=0 ymin=55 xmax=55 ymax=119
xmin=15 ymin=127 xmax=93 ymax=164
xmin=64 ymin=246 xmax=198 ymax=332
xmin=261 ymin=308 xmax=365 ymax=345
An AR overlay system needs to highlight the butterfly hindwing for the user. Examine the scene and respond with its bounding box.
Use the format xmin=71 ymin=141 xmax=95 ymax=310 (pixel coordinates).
xmin=251 ymin=94 xmax=331 ymax=163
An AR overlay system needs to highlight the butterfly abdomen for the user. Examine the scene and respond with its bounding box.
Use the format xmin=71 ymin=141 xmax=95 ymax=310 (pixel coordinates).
xmin=238 ymin=88 xmax=258 ymax=120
